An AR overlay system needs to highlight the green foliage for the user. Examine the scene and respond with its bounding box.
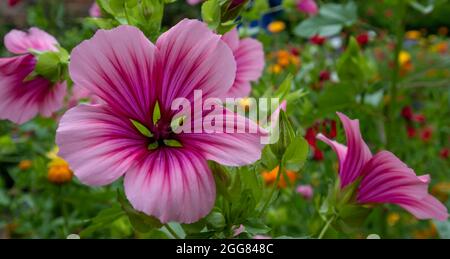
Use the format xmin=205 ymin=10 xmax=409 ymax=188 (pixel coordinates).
xmin=294 ymin=2 xmax=357 ymax=38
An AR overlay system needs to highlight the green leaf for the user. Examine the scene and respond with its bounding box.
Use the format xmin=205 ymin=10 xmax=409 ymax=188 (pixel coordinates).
xmin=117 ymin=190 xmax=163 ymax=233
xmin=244 ymin=218 xmax=271 ymax=235
xmin=274 ymin=74 xmax=293 ymax=100
xmin=163 ymin=139 xmax=183 ymax=147
xmin=79 ymin=205 xmax=126 ymax=237
xmin=294 ymin=2 xmax=357 ymax=38
xmin=202 ymin=0 xmax=221 ymax=30
xmin=282 ymin=134 xmax=309 ymax=170
xmin=153 ymin=101 xmax=161 ymax=125
xmin=130 ymin=119 xmax=153 ymax=137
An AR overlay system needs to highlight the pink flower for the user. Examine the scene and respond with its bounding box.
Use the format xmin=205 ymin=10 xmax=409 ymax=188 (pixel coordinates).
xmin=56 ymin=20 xmax=265 ymax=224
xmin=0 ymin=28 xmax=66 ymax=124
xmin=187 ymin=0 xmax=203 ymax=5
xmin=89 ymin=2 xmax=101 ymax=18
xmin=296 ymin=185 xmax=313 ymax=200
xmin=317 ymin=112 xmax=448 ymax=221
xmin=297 ymin=0 xmax=318 ymax=16
xmin=68 ymin=85 xmax=102 ymax=108
xmin=221 ymin=28 xmax=265 ymax=98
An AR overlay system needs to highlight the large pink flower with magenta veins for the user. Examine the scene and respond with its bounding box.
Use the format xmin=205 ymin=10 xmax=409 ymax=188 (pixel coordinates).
xmin=56 ymin=19 xmax=265 ymax=223
xmin=318 ymin=112 xmax=448 ymax=221
xmin=0 ymin=28 xmax=66 ymax=124
xmin=221 ymin=28 xmax=265 ymax=98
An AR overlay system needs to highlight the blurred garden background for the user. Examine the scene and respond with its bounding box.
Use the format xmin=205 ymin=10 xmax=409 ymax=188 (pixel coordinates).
xmin=0 ymin=0 xmax=449 ymax=239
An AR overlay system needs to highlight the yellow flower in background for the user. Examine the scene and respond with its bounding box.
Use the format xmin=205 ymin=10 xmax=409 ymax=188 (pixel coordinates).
xmin=405 ymin=30 xmax=421 ymax=40
xmin=399 ymin=50 xmax=413 ymax=75
xmin=18 ymin=160 xmax=32 ymax=171
xmin=431 ymin=182 xmax=450 ymax=202
xmin=269 ymin=64 xmax=282 ymax=74
xmin=398 ymin=51 xmax=411 ymax=65
xmin=387 ymin=212 xmax=400 ymax=227
xmin=47 ymin=147 xmax=73 ymax=184
xmin=268 ymin=21 xmax=286 ymax=33
xmin=262 ymin=166 xmax=297 ymax=188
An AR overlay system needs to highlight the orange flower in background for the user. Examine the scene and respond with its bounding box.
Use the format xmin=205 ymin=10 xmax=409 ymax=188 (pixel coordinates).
xmin=47 ymin=147 xmax=73 ymax=184
xmin=405 ymin=30 xmax=421 ymax=41
xmin=269 ymin=49 xmax=301 ymax=74
xmin=431 ymin=42 xmax=448 ymax=54
xmin=18 ymin=160 xmax=32 ymax=171
xmin=262 ymin=166 xmax=297 ymax=188
xmin=413 ymin=222 xmax=438 ymax=239
xmin=48 ymin=157 xmax=73 ymax=184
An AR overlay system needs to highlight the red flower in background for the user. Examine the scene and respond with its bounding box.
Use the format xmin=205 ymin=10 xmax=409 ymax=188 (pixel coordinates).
xmin=310 ymin=34 xmax=326 ymax=45
xmin=406 ymin=126 xmax=416 ymax=139
xmin=8 ymin=0 xmax=21 ymax=6
xmin=401 ymin=106 xmax=414 ymax=121
xmin=420 ymin=127 xmax=433 ymax=143
xmin=305 ymin=119 xmax=337 ymax=161
xmin=319 ymin=70 xmax=331 ymax=82
xmin=356 ymin=33 xmax=369 ymax=47
xmin=440 ymin=148 xmax=449 ymax=160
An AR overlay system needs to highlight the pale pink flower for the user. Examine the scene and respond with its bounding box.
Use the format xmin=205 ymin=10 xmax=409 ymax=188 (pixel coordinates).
xmin=221 ymin=28 xmax=265 ymax=98
xmin=296 ymin=184 xmax=313 ymax=200
xmin=56 ymin=20 xmax=265 ymax=223
xmin=317 ymin=112 xmax=448 ymax=221
xmin=297 ymin=0 xmax=318 ymax=16
xmin=187 ymin=0 xmax=203 ymax=5
xmin=0 ymin=28 xmax=66 ymax=124
xmin=68 ymin=85 xmax=102 ymax=108
xmin=89 ymin=2 xmax=101 ymax=18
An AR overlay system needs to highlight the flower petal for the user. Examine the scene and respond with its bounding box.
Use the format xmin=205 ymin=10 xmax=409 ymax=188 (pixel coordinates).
xmin=316 ymin=133 xmax=348 ymax=171
xmin=357 ymin=151 xmax=448 ymax=221
xmin=222 ymin=29 xmax=265 ymax=98
xmin=156 ymin=19 xmax=236 ymax=109
xmin=4 ymin=27 xmax=58 ymax=54
xmin=0 ymin=55 xmax=66 ymax=124
xmin=56 ymin=104 xmax=148 ymax=186
xmin=181 ymin=107 xmax=266 ymax=166
xmin=69 ymin=25 xmax=159 ymax=123
xmin=124 ymin=148 xmax=215 ymax=223
xmin=336 ymin=112 xmax=372 ymax=188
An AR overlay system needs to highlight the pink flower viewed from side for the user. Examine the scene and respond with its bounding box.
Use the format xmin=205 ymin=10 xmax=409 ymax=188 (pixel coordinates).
xmin=89 ymin=2 xmax=101 ymax=18
xmin=0 ymin=28 xmax=66 ymax=124
xmin=297 ymin=0 xmax=318 ymax=16
xmin=221 ymin=28 xmax=265 ymax=98
xmin=297 ymin=184 xmax=314 ymax=200
xmin=317 ymin=112 xmax=448 ymax=221
xmin=56 ymin=20 xmax=265 ymax=224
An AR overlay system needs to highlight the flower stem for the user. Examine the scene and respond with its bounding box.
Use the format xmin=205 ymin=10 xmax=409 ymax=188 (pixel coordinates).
xmin=386 ymin=0 xmax=406 ymax=148
xmin=318 ymin=215 xmax=336 ymax=239
xmin=165 ymin=224 xmax=181 ymax=239
xmin=259 ymin=160 xmax=284 ymax=216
